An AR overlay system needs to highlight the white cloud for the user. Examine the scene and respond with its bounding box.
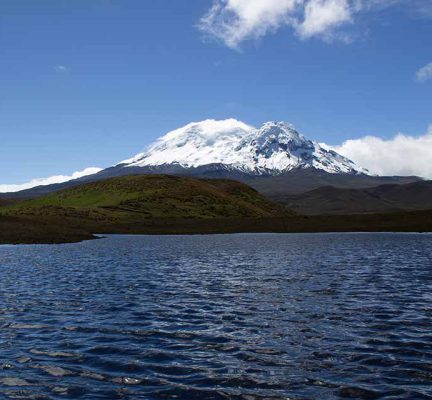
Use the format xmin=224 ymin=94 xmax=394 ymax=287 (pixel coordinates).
xmin=0 ymin=167 xmax=101 ymax=193
xmin=54 ymin=65 xmax=69 ymax=73
xmin=416 ymin=62 xmax=432 ymax=82
xmin=199 ymin=0 xmax=301 ymax=49
xmin=199 ymin=0 xmax=432 ymax=48
xmin=329 ymin=125 xmax=432 ymax=178
xmin=297 ymin=0 xmax=353 ymax=39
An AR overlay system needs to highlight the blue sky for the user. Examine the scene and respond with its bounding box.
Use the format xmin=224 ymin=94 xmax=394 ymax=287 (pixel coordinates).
xmin=0 ymin=0 xmax=431 ymax=185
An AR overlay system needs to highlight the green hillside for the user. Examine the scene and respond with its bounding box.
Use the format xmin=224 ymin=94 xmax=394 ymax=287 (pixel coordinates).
xmin=4 ymin=175 xmax=288 ymax=221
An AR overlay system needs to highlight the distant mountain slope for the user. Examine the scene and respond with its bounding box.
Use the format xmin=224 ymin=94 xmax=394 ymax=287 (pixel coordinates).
xmin=280 ymin=181 xmax=432 ymax=215
xmin=5 ymin=175 xmax=288 ymax=220
xmin=235 ymin=169 xmax=420 ymax=197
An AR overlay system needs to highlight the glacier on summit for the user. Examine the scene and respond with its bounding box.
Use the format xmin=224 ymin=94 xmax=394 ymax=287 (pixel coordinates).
xmin=120 ymin=119 xmax=367 ymax=175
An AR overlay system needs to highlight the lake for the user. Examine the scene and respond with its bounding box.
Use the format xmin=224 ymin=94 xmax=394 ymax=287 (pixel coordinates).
xmin=0 ymin=233 xmax=431 ymax=399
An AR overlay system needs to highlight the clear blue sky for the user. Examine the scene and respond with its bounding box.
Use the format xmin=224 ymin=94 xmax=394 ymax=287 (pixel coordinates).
xmin=1 ymin=0 xmax=431 ymax=183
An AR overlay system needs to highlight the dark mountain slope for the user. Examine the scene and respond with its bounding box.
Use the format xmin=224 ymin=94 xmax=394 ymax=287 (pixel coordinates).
xmin=280 ymin=180 xmax=432 ymax=215
xmin=238 ymin=169 xmax=420 ymax=197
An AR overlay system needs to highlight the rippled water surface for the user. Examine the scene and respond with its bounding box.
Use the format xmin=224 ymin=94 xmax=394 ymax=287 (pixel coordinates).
xmin=1 ymin=233 xmax=432 ymax=399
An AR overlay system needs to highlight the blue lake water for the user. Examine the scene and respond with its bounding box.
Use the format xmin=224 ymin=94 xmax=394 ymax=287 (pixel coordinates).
xmin=0 ymin=233 xmax=431 ymax=399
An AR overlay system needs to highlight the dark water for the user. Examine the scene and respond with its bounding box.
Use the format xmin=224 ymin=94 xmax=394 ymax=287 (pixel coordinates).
xmin=0 ymin=233 xmax=432 ymax=399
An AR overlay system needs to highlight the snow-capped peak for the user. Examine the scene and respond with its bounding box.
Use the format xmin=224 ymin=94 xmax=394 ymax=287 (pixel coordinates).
xmin=160 ymin=118 xmax=254 ymax=143
xmin=239 ymin=121 xmax=305 ymax=149
xmin=121 ymin=119 xmax=367 ymax=175
xmin=121 ymin=119 xmax=254 ymax=167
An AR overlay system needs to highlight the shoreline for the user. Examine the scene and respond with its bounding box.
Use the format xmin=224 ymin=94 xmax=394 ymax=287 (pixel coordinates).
xmin=1 ymin=210 xmax=431 ymax=245
xmin=3 ymin=230 xmax=432 ymax=247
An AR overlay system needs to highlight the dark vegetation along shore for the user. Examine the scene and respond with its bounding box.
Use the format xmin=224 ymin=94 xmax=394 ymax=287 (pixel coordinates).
xmin=0 ymin=174 xmax=431 ymax=244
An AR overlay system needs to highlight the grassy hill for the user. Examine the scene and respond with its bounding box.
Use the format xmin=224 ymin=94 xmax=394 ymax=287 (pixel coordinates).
xmin=4 ymin=174 xmax=287 ymax=220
